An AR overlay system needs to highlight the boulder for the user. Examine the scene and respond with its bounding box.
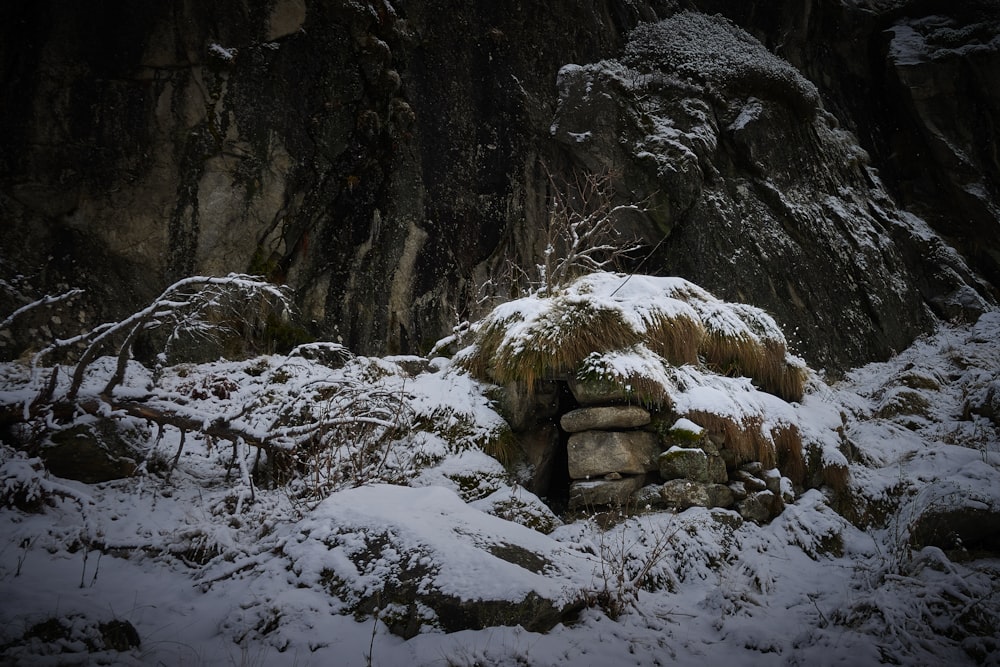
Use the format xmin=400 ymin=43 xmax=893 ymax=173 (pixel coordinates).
xmin=662 ymin=419 xmax=720 ymax=455
xmin=568 ymin=475 xmax=645 ymax=510
xmin=658 ymin=446 xmax=728 ymax=484
xmin=567 ymin=430 xmax=660 ymax=479
xmin=762 ymin=468 xmax=782 ymax=495
xmin=566 ymin=376 xmax=633 ymax=405
xmin=698 ymin=438 xmax=721 ymax=456
xmin=708 ymin=455 xmax=729 ymax=484
xmin=659 ymin=479 xmax=735 ymax=509
xmin=560 ymin=405 xmax=651 ymax=433
xmin=634 ymin=484 xmax=669 ymax=510
xmin=41 ymin=422 xmax=138 ymax=483
xmin=284 ymin=485 xmax=590 ymax=639
xmin=737 ymin=490 xmax=781 ymax=523
xmin=728 ymin=481 xmax=748 ymax=502
xmin=733 ymin=469 xmax=768 ymax=493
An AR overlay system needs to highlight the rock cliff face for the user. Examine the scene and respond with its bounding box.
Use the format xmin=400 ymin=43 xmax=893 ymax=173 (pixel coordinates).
xmin=1 ymin=0 xmax=996 ymax=372
xmin=699 ymin=0 xmax=1000 ymax=293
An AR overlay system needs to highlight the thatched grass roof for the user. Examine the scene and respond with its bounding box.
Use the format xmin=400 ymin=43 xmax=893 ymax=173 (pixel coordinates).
xmin=456 ymin=272 xmax=807 ymax=402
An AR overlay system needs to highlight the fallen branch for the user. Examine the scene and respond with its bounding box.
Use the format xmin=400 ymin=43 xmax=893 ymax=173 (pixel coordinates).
xmin=75 ymin=397 xmax=270 ymax=452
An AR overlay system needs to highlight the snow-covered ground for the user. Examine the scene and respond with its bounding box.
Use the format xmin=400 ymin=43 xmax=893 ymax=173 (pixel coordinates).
xmin=1 ymin=311 xmax=998 ymax=666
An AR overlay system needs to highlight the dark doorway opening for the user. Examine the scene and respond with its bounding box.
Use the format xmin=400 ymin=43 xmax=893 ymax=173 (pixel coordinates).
xmin=542 ymin=381 xmax=579 ymax=515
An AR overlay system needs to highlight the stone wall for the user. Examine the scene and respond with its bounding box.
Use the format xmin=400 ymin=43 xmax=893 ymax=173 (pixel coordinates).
xmin=504 ymin=377 xmax=795 ymax=523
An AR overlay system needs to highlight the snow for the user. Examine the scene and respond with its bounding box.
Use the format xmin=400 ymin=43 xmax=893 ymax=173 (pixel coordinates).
xmin=208 ymin=43 xmax=237 ymax=62
xmin=465 ymin=272 xmax=793 ymax=373
xmin=283 ymin=484 xmax=583 ymax=604
xmin=729 ymin=98 xmax=763 ymax=131
xmin=1 ymin=304 xmax=999 ymax=664
xmin=623 ymin=13 xmax=820 ymax=110
xmin=670 ymin=418 xmax=704 ymax=436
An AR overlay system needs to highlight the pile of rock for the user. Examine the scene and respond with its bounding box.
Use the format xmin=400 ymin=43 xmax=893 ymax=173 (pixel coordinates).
xmin=652 ymin=421 xmax=794 ymax=523
xmin=563 ymin=403 xmax=657 ymax=509
xmin=561 ymin=379 xmax=792 ymax=522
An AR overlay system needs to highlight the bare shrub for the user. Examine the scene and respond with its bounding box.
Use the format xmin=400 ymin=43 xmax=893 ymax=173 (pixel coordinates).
xmin=29 ymin=274 xmax=291 ymax=403
xmin=590 ymin=514 xmax=680 ymax=619
xmin=479 ymin=168 xmax=645 ymax=305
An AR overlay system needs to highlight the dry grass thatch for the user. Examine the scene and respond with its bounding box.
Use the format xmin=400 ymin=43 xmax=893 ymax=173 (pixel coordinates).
xmin=459 ymin=273 xmax=807 ymax=403
xmin=576 ymin=346 xmax=674 ymax=410
xmin=483 ymin=428 xmax=519 ymax=467
xmin=641 ymin=310 xmax=704 ymax=366
xmin=771 ymin=423 xmax=805 ymax=486
xmin=684 ymin=410 xmax=777 ymax=470
xmin=683 ymin=411 xmax=809 ymax=485
xmin=820 ymin=461 xmax=850 ymax=494
xmin=697 ymin=305 xmax=806 ymax=403
xmin=461 ymin=300 xmax=642 ymax=387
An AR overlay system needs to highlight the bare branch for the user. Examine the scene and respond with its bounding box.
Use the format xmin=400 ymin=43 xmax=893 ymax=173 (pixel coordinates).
xmin=536 ymin=168 xmax=646 ymax=296
xmin=42 ymin=274 xmax=293 ymax=401
xmin=0 ymin=288 xmax=85 ymax=332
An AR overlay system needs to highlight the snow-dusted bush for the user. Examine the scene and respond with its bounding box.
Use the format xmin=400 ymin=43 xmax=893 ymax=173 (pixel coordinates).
xmin=0 ymin=448 xmax=52 ymax=511
xmin=478 ymin=168 xmax=644 ymax=310
xmin=533 ymin=169 xmax=644 ymax=297
xmin=0 ymin=446 xmax=83 ymax=511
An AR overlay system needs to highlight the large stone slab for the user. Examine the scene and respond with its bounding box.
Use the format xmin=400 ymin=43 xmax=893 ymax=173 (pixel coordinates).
xmin=560 ymin=405 xmax=651 ymax=433
xmin=567 ymin=430 xmax=660 ymax=479
xmin=659 ymin=446 xmax=728 ymax=484
xmin=567 ymin=376 xmax=632 ymax=405
xmin=659 ymin=479 xmax=735 ymax=509
xmin=568 ymin=475 xmax=645 ymax=509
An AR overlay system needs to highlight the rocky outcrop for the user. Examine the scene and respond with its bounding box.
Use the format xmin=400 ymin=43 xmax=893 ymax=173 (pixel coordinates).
xmin=41 ymin=421 xmax=140 ymax=484
xmin=1 ymin=1 xmax=995 ymax=375
xmin=550 ymin=11 xmax=992 ymax=373
xmin=0 ymin=0 xmax=653 ymax=360
xmin=697 ymin=0 xmax=1000 ymax=300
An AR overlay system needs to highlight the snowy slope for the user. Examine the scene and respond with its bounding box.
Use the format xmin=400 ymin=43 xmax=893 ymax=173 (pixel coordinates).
xmin=1 ymin=313 xmax=998 ymax=666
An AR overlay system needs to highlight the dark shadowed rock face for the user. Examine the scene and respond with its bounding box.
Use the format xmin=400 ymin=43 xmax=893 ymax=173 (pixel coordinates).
xmin=549 ymin=11 xmax=991 ymax=371
xmin=0 ymin=0 xmax=657 ymax=358
xmin=0 ymin=1 xmax=995 ymax=372
xmin=697 ymin=0 xmax=1000 ymax=297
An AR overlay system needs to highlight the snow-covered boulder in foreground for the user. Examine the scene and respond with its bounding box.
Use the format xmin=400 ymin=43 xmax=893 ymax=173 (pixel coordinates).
xmin=280 ymin=484 xmax=589 ymax=638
